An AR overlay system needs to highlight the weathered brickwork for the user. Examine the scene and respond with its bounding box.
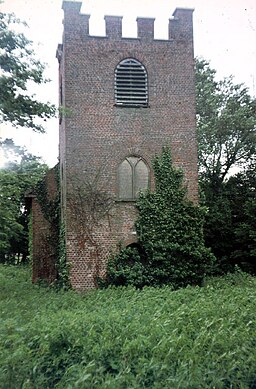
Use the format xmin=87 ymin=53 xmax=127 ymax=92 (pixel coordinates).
xmin=56 ymin=0 xmax=198 ymax=290
xmin=30 ymin=168 xmax=58 ymax=284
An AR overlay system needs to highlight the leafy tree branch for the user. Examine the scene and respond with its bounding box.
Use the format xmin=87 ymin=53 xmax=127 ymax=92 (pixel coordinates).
xmin=196 ymin=58 xmax=256 ymax=185
xmin=0 ymin=11 xmax=56 ymax=132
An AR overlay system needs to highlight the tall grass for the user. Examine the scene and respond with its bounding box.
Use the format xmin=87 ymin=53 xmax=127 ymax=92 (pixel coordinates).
xmin=0 ymin=265 xmax=256 ymax=388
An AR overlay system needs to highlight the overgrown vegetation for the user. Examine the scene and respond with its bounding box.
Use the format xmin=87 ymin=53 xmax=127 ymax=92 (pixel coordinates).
xmin=102 ymin=148 xmax=215 ymax=289
xmin=56 ymin=222 xmax=70 ymax=289
xmin=196 ymin=59 xmax=256 ymax=273
xmin=0 ymin=139 xmax=48 ymax=263
xmin=34 ymin=164 xmax=70 ymax=289
xmin=201 ymin=165 xmax=256 ymax=273
xmin=0 ymin=138 xmax=68 ymax=285
xmin=68 ymin=171 xmax=115 ymax=286
xmin=0 ymin=265 xmax=256 ymax=388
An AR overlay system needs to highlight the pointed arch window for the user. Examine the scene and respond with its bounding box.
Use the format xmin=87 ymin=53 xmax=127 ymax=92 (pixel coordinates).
xmin=115 ymin=59 xmax=148 ymax=107
xmin=118 ymin=156 xmax=149 ymax=200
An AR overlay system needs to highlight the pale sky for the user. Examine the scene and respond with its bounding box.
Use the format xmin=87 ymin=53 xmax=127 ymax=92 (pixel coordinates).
xmin=1 ymin=0 xmax=256 ymax=167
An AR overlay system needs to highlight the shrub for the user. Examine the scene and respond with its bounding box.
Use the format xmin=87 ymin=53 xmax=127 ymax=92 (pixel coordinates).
xmin=103 ymin=148 xmax=215 ymax=288
xmin=201 ymin=165 xmax=256 ymax=275
xmin=99 ymin=246 xmax=156 ymax=289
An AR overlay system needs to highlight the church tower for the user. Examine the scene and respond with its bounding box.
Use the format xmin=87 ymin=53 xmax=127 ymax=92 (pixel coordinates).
xmin=56 ymin=1 xmax=197 ymax=291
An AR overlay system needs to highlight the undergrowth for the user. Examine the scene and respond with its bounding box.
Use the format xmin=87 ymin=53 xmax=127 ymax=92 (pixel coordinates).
xmin=0 ymin=265 xmax=256 ymax=388
xmin=103 ymin=148 xmax=215 ymax=289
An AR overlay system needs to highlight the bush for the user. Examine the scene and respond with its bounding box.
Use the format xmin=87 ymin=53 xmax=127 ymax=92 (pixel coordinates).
xmin=99 ymin=246 xmax=158 ymax=289
xmin=103 ymin=148 xmax=215 ymax=289
xmin=201 ymin=165 xmax=256 ymax=274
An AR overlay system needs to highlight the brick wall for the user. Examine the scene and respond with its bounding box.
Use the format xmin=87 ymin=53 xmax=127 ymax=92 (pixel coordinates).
xmin=31 ymin=168 xmax=58 ymax=284
xmin=58 ymin=1 xmax=198 ymax=290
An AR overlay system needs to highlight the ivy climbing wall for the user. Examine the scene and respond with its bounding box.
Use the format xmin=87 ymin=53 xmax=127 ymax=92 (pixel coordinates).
xmin=31 ymin=167 xmax=59 ymax=284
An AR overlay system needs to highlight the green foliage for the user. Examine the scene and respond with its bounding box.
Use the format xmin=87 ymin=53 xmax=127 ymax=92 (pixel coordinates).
xmin=34 ymin=165 xmax=70 ymax=289
xmin=103 ymin=148 xmax=215 ymax=289
xmin=0 ymin=11 xmax=55 ymax=132
xmin=196 ymin=58 xmax=256 ymax=184
xmin=201 ymin=163 xmax=256 ymax=274
xmin=55 ymin=222 xmax=70 ymax=290
xmin=227 ymin=166 xmax=256 ymax=269
xmin=99 ymin=247 xmax=151 ymax=289
xmin=34 ymin=165 xmax=60 ymax=226
xmin=0 ymin=139 xmax=48 ymax=263
xmin=196 ymin=58 xmax=256 ymax=274
xmin=0 ymin=265 xmax=256 ymax=388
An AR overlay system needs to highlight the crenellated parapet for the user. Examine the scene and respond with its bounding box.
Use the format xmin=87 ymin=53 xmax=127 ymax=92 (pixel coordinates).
xmin=61 ymin=1 xmax=193 ymax=42
xmin=169 ymin=8 xmax=194 ymax=41
xmin=104 ymin=16 xmax=123 ymax=39
xmin=137 ymin=17 xmax=155 ymax=40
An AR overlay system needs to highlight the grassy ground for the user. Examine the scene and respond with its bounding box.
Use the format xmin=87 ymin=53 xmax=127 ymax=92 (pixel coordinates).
xmin=0 ymin=265 xmax=256 ymax=388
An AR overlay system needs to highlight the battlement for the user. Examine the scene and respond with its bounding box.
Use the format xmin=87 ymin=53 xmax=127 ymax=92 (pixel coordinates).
xmin=61 ymin=1 xmax=194 ymax=41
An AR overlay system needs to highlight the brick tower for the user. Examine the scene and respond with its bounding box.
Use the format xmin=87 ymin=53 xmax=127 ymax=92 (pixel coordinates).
xmin=56 ymin=1 xmax=197 ymax=291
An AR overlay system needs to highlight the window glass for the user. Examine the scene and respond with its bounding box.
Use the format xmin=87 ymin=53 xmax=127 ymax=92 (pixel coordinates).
xmin=135 ymin=159 xmax=149 ymax=197
xmin=118 ymin=157 xmax=149 ymax=200
xmin=118 ymin=159 xmax=133 ymax=199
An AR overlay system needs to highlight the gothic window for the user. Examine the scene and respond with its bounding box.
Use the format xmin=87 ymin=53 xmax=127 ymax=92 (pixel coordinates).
xmin=115 ymin=59 xmax=148 ymax=107
xmin=118 ymin=156 xmax=149 ymax=200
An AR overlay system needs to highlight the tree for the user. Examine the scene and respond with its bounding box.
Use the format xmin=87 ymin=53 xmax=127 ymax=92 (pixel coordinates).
xmin=226 ymin=164 xmax=256 ymax=272
xmin=102 ymin=148 xmax=215 ymax=289
xmin=196 ymin=59 xmax=256 ymax=272
xmin=0 ymin=139 xmax=48 ymax=263
xmin=196 ymin=58 xmax=256 ymax=188
xmin=0 ymin=10 xmax=55 ymax=132
xmin=201 ymin=164 xmax=256 ymax=274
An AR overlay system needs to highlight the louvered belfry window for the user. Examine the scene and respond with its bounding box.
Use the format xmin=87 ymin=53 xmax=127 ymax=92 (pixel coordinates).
xmin=115 ymin=59 xmax=148 ymax=107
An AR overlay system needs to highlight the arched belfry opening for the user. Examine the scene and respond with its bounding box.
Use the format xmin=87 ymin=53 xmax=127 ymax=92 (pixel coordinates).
xmin=115 ymin=58 xmax=148 ymax=107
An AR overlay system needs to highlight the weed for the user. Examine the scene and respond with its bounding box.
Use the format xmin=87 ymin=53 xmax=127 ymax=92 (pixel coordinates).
xmin=0 ymin=265 xmax=256 ymax=388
